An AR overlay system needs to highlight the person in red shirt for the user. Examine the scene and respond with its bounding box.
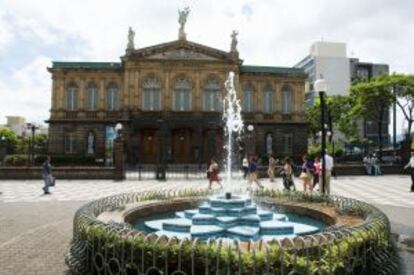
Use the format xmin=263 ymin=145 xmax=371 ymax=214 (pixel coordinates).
xmin=207 ymin=159 xmax=222 ymax=189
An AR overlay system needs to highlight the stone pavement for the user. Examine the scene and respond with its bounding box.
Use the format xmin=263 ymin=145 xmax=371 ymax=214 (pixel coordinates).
xmin=0 ymin=175 xmax=413 ymax=274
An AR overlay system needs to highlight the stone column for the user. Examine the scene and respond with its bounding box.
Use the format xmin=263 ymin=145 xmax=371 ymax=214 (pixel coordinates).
xmin=99 ymin=79 xmax=105 ymax=110
xmin=58 ymin=77 xmax=65 ymax=110
xmin=164 ymin=70 xmax=171 ymax=111
xmin=195 ymin=71 xmax=201 ymax=111
xmin=113 ymin=136 xmax=125 ymax=180
xmin=79 ymin=78 xmax=85 ymax=110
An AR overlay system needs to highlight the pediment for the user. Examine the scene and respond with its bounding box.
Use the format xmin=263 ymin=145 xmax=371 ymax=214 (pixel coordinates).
xmin=145 ymin=48 xmax=220 ymax=61
xmin=125 ymin=40 xmax=240 ymax=63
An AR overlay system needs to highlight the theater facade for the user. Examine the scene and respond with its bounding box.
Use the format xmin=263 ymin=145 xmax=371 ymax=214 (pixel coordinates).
xmin=47 ymin=21 xmax=308 ymax=165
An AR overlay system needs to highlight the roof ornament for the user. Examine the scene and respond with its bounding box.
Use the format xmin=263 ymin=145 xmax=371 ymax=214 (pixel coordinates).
xmin=178 ymin=7 xmax=190 ymax=40
xmin=126 ymin=26 xmax=135 ymax=54
xmin=230 ymin=30 xmax=239 ymax=57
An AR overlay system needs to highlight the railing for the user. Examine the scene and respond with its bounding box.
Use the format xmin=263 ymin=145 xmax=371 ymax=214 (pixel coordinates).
xmin=127 ymin=164 xmax=230 ymax=180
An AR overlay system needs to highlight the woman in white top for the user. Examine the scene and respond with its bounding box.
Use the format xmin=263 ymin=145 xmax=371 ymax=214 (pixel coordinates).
xmin=404 ymin=151 xmax=414 ymax=192
xmin=242 ymin=156 xmax=249 ymax=179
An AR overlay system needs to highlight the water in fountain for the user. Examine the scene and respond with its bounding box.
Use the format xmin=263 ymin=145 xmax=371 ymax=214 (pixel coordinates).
xmin=141 ymin=194 xmax=323 ymax=240
xmin=222 ymin=72 xmax=244 ymax=185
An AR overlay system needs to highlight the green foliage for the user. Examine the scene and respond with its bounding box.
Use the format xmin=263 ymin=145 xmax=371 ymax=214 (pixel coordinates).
xmin=71 ymin=190 xmax=396 ymax=275
xmin=15 ymin=134 xmax=47 ymax=155
xmin=305 ymin=95 xmax=358 ymax=142
xmin=3 ymin=154 xmax=29 ymax=166
xmin=308 ymin=142 xmax=343 ymax=157
xmin=0 ymin=128 xmax=18 ymax=153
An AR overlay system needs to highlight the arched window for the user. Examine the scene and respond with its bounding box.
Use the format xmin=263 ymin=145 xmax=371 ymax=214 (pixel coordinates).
xmin=143 ymin=78 xmax=161 ymax=111
xmin=203 ymin=78 xmax=221 ymax=112
xmin=106 ymin=82 xmax=119 ymax=111
xmin=282 ymin=85 xmax=292 ymax=114
xmin=87 ymin=82 xmax=98 ymax=111
xmin=173 ymin=78 xmax=191 ymax=111
xmin=66 ymin=82 xmax=78 ymax=111
xmin=263 ymin=84 xmax=273 ymax=113
xmin=243 ymin=83 xmax=254 ymax=112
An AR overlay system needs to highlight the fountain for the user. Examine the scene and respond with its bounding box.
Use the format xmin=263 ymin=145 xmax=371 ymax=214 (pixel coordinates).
xmin=139 ymin=72 xmax=320 ymax=240
xmin=65 ymin=72 xmax=398 ymax=275
xmin=143 ymin=193 xmax=320 ymax=240
xmin=222 ymin=71 xmax=244 ymax=185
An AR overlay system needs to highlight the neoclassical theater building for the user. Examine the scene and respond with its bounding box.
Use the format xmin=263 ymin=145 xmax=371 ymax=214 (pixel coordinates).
xmin=47 ymin=12 xmax=308 ymax=164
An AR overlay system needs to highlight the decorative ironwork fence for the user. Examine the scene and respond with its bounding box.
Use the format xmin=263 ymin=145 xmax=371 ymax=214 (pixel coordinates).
xmin=66 ymin=189 xmax=400 ymax=275
xmin=126 ymin=164 xmax=244 ymax=181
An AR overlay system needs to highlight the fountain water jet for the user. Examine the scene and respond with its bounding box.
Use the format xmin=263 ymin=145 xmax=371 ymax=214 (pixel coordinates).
xmin=222 ymin=72 xmax=244 ymax=185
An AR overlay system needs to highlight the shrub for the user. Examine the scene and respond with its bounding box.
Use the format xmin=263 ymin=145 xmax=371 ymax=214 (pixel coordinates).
xmin=4 ymin=154 xmax=29 ymax=166
xmin=67 ymin=190 xmax=399 ymax=275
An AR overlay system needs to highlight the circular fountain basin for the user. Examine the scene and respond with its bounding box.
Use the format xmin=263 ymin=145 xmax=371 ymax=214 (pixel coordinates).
xmin=141 ymin=194 xmax=322 ymax=240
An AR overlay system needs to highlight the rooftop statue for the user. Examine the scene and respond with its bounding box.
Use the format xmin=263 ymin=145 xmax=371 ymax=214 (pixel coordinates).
xmin=178 ymin=7 xmax=190 ymax=40
xmin=230 ymin=30 xmax=239 ymax=53
xmin=126 ymin=26 xmax=135 ymax=52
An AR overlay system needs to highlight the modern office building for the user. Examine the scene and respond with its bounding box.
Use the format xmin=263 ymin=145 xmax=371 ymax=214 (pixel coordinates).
xmin=294 ymin=41 xmax=351 ymax=104
xmin=46 ymin=13 xmax=308 ymax=164
xmin=295 ymin=41 xmax=389 ymax=144
xmin=5 ymin=116 xmax=26 ymax=136
xmin=350 ymin=58 xmax=390 ymax=144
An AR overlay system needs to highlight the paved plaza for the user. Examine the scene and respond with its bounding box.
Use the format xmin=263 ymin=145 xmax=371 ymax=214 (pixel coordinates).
xmin=0 ymin=175 xmax=413 ymax=274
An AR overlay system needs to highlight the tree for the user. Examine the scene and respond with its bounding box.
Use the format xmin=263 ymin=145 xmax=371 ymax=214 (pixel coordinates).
xmin=0 ymin=127 xmax=18 ymax=153
xmin=388 ymin=74 xmax=414 ymax=144
xmin=351 ymin=76 xmax=394 ymax=159
xmin=305 ymin=95 xmax=358 ymax=143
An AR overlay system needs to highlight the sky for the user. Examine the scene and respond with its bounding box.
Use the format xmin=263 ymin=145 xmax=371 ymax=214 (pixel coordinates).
xmin=0 ymin=0 xmax=413 ymax=133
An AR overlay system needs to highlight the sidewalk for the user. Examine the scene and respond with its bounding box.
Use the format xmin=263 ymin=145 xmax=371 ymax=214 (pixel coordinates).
xmin=0 ymin=176 xmax=413 ymax=274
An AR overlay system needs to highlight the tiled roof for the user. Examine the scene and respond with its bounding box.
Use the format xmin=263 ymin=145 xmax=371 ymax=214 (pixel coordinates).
xmin=240 ymin=65 xmax=306 ymax=76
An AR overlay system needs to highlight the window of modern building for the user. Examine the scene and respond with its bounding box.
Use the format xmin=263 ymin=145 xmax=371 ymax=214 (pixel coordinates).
xmin=282 ymin=85 xmax=293 ymax=114
xmin=106 ymin=82 xmax=119 ymax=111
xmin=203 ymin=78 xmax=221 ymax=112
xmin=143 ymin=78 xmax=161 ymax=111
xmin=87 ymin=82 xmax=98 ymax=111
xmin=243 ymin=84 xmax=254 ymax=112
xmin=282 ymin=133 xmax=293 ymax=154
xmin=66 ymin=82 xmax=78 ymax=111
xmin=173 ymin=78 xmax=192 ymax=111
xmin=263 ymin=84 xmax=273 ymax=113
xmin=64 ymin=133 xmax=75 ymax=154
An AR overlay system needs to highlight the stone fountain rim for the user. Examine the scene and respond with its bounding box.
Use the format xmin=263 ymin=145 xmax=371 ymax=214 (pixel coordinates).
xmin=96 ymin=196 xmax=362 ymax=243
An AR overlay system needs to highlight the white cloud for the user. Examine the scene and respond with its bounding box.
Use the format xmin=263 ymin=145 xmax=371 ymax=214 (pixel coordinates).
xmin=0 ymin=56 xmax=51 ymax=125
xmin=0 ymin=0 xmax=413 ymax=129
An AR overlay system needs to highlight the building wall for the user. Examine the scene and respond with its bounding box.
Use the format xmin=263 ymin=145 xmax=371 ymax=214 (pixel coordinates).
xmin=47 ymin=44 xmax=308 ymax=163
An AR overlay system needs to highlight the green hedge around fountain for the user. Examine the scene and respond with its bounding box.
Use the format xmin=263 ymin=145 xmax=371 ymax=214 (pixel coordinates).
xmin=66 ymin=189 xmax=400 ymax=275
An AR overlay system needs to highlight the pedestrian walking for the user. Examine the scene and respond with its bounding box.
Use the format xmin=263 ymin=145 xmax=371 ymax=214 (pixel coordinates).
xmin=299 ymin=155 xmax=313 ymax=192
xmin=403 ymin=151 xmax=414 ymax=192
xmin=207 ymin=159 xmax=222 ymax=189
xmin=248 ymin=156 xmax=263 ymax=189
xmin=321 ymin=152 xmax=334 ymax=195
xmin=242 ymin=155 xmax=249 ymax=180
xmin=267 ymin=155 xmax=277 ymax=182
xmin=282 ymin=157 xmax=295 ymax=191
xmin=42 ymin=156 xmax=54 ymax=195
xmin=312 ymin=156 xmax=321 ymax=191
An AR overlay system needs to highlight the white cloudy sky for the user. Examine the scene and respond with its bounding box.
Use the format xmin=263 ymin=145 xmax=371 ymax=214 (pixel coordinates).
xmin=0 ymin=0 xmax=413 ymax=132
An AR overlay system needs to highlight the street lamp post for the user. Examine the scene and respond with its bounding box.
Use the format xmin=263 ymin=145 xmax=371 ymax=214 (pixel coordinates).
xmin=315 ymin=77 xmax=328 ymax=195
xmin=0 ymin=136 xmax=5 ymax=165
xmin=26 ymin=123 xmax=38 ymax=165
xmin=247 ymin=124 xmax=254 ymax=156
